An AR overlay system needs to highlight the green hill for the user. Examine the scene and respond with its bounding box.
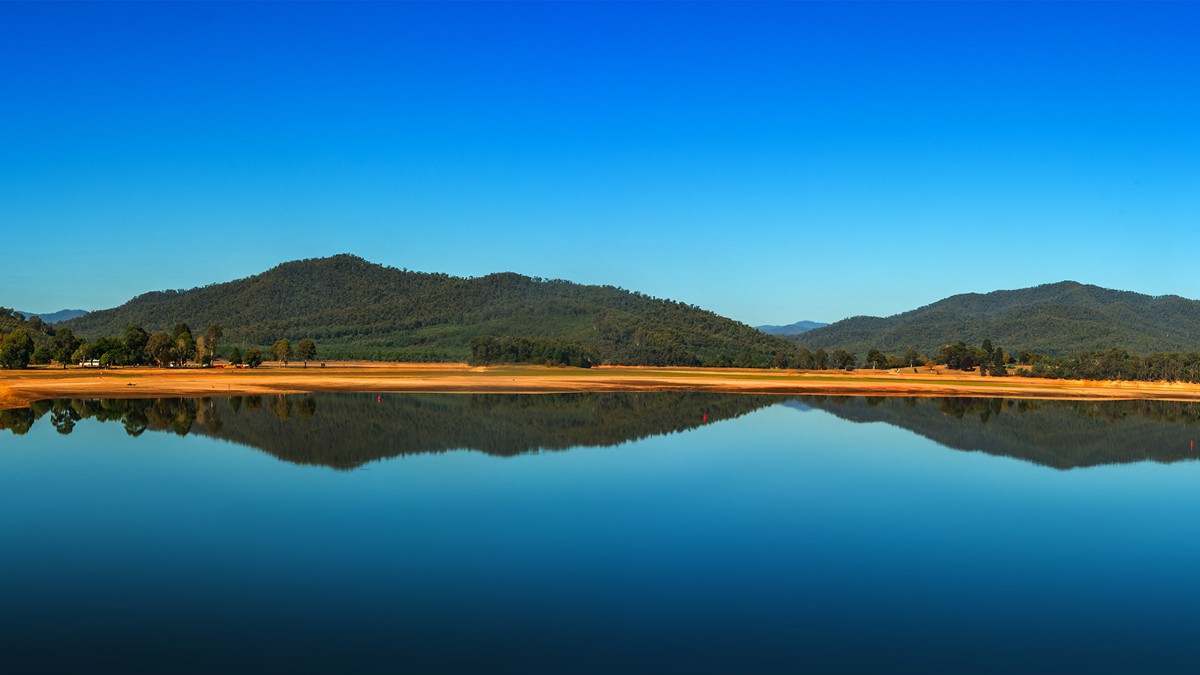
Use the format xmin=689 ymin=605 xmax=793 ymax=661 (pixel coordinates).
xmin=0 ymin=308 xmax=56 ymax=346
xmin=794 ymin=281 xmax=1200 ymax=356
xmin=62 ymin=254 xmax=795 ymax=365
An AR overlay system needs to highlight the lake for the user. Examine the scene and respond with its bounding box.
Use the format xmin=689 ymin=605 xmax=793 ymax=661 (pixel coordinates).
xmin=4 ymin=393 xmax=1200 ymax=673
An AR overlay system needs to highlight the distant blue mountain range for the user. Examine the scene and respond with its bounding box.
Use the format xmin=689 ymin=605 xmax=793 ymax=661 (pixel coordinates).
xmin=16 ymin=309 xmax=89 ymax=323
xmin=756 ymin=320 xmax=828 ymax=336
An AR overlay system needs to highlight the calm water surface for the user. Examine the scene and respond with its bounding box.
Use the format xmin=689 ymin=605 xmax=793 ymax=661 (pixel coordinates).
xmin=4 ymin=394 xmax=1200 ymax=673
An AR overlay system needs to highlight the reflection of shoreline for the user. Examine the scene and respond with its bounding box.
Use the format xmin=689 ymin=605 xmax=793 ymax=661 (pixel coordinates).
xmin=0 ymin=393 xmax=780 ymax=470
xmin=803 ymin=396 xmax=1200 ymax=470
xmin=8 ymin=364 xmax=1200 ymax=411
xmin=7 ymin=394 xmax=1200 ymax=471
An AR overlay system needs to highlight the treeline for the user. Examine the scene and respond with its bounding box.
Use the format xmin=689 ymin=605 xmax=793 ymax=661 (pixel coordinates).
xmin=468 ymin=336 xmax=597 ymax=367
xmin=933 ymin=340 xmax=1011 ymax=376
xmin=0 ymin=308 xmax=317 ymax=369
xmin=1017 ymin=349 xmax=1200 ymax=383
xmin=783 ymin=339 xmax=1012 ymax=376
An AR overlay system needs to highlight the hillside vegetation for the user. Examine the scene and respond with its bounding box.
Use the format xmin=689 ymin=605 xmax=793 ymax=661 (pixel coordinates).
xmin=63 ymin=254 xmax=796 ymax=366
xmin=0 ymin=309 xmax=56 ymax=345
xmin=795 ymin=281 xmax=1200 ymax=356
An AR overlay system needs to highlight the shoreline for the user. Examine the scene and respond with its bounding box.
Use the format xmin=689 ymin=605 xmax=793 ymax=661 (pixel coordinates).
xmin=7 ymin=362 xmax=1200 ymax=409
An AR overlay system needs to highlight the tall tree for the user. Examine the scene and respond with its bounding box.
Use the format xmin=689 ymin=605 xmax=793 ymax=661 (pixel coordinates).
xmin=814 ymin=348 xmax=829 ymax=370
xmin=296 ymin=338 xmax=316 ymax=367
xmin=939 ymin=342 xmax=968 ymax=369
xmin=171 ymin=323 xmax=194 ymax=366
xmin=71 ymin=343 xmax=92 ymax=365
xmin=866 ymin=348 xmax=887 ymax=369
xmin=194 ymin=336 xmax=211 ymax=366
xmin=124 ymin=325 xmax=149 ymax=365
xmin=204 ymin=324 xmax=223 ymax=361
xmin=795 ymin=347 xmax=814 ymax=369
xmin=32 ymin=345 xmax=52 ymax=365
xmin=244 ymin=347 xmax=264 ymax=368
xmin=146 ymin=332 xmax=174 ymax=366
xmin=271 ymin=339 xmax=292 ymax=365
xmin=51 ymin=328 xmax=81 ymax=369
xmin=0 ymin=329 xmax=35 ymax=369
xmin=831 ymin=349 xmax=857 ymax=370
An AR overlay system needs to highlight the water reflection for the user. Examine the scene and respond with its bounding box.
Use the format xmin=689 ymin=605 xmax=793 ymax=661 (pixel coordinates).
xmin=0 ymin=393 xmax=779 ymax=469
xmin=6 ymin=394 xmax=1200 ymax=470
xmin=800 ymin=395 xmax=1200 ymax=470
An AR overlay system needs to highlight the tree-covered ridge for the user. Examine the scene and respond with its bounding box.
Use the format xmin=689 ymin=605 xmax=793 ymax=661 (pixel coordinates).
xmin=62 ymin=254 xmax=796 ymax=366
xmin=0 ymin=307 xmax=56 ymax=344
xmin=0 ymin=307 xmax=61 ymax=368
xmin=801 ymin=395 xmax=1200 ymax=470
xmin=795 ymin=281 xmax=1200 ymax=356
xmin=0 ymin=393 xmax=783 ymax=469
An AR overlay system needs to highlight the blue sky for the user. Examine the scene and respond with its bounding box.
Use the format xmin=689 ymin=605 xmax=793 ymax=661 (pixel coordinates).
xmin=2 ymin=1 xmax=1198 ymax=326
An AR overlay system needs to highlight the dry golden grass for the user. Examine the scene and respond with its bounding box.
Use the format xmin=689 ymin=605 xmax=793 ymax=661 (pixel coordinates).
xmin=6 ymin=361 xmax=1200 ymax=410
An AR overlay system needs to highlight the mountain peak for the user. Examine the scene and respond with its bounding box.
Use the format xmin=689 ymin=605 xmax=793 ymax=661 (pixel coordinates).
xmin=796 ymin=281 xmax=1200 ymax=356
xmin=61 ymin=255 xmax=794 ymax=366
xmin=757 ymin=320 xmax=828 ymax=336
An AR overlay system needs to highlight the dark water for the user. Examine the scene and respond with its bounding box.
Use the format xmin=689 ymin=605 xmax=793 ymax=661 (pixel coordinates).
xmin=5 ymin=394 xmax=1200 ymax=673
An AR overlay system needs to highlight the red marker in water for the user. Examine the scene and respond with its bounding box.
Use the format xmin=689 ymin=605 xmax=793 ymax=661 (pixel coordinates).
xmin=703 ymin=413 xmax=707 ymax=423
xmin=377 ymin=395 xmax=381 ymax=403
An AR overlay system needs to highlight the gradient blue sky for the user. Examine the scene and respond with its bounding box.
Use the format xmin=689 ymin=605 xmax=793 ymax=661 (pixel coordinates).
xmin=2 ymin=1 xmax=1198 ymax=326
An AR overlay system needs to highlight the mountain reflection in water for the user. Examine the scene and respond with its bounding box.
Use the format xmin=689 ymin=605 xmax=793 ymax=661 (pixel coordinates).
xmin=0 ymin=393 xmax=779 ymax=469
xmin=798 ymin=395 xmax=1200 ymax=470
xmin=5 ymin=393 xmax=1200 ymax=471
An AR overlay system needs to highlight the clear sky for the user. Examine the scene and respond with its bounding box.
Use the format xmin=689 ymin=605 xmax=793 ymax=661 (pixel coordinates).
xmin=2 ymin=1 xmax=1198 ymax=326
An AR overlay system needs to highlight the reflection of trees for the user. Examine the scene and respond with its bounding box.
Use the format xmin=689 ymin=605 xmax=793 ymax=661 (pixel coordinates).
xmin=50 ymin=401 xmax=79 ymax=435
xmin=268 ymin=396 xmax=292 ymax=421
xmin=296 ymin=396 xmax=316 ymax=419
xmin=15 ymin=393 xmax=1200 ymax=471
xmin=6 ymin=398 xmax=204 ymax=438
xmin=0 ymin=393 xmax=776 ymax=470
xmin=802 ymin=396 xmax=1200 ymax=470
xmin=0 ymin=407 xmax=35 ymax=435
xmin=123 ymin=408 xmax=148 ymax=437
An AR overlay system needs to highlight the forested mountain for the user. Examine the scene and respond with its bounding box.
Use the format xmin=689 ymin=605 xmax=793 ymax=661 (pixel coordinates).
xmin=62 ymin=254 xmax=796 ymax=365
xmin=756 ymin=320 xmax=828 ymax=336
xmin=794 ymin=281 xmax=1200 ymax=356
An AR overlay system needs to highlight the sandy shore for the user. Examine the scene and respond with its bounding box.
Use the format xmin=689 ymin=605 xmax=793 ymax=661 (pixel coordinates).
xmin=6 ymin=362 xmax=1200 ymax=409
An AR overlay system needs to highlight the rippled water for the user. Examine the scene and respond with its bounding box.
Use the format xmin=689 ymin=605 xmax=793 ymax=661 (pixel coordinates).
xmin=4 ymin=394 xmax=1200 ymax=673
